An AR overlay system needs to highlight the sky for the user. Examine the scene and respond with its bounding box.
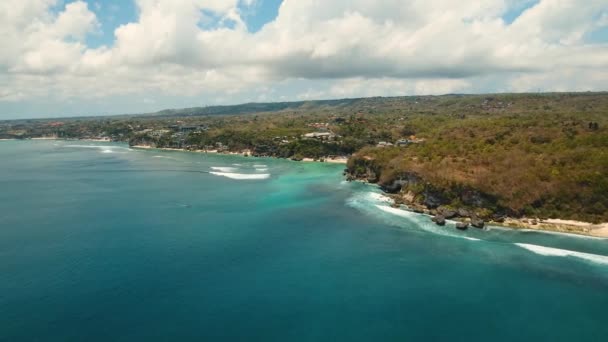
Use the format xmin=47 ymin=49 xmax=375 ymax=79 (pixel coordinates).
xmin=0 ymin=0 xmax=607 ymax=119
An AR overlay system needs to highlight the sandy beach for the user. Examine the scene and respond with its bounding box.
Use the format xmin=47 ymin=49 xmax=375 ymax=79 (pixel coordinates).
xmin=302 ymin=157 xmax=348 ymax=164
xmin=496 ymin=218 xmax=608 ymax=238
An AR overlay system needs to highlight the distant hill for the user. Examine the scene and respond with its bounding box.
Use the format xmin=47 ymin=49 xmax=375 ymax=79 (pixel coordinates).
xmin=143 ymin=98 xmax=365 ymax=118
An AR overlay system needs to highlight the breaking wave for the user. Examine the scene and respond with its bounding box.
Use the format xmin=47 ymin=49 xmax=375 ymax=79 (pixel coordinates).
xmin=515 ymin=243 xmax=608 ymax=265
xmin=346 ymin=190 xmax=484 ymax=242
xmin=210 ymin=172 xmax=271 ymax=180
xmin=211 ymin=166 xmax=239 ymax=172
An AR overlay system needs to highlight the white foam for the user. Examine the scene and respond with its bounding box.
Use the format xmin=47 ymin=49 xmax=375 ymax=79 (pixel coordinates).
xmin=210 ymin=172 xmax=270 ymax=180
xmin=375 ymin=204 xmax=417 ymax=218
xmin=253 ymin=164 xmax=267 ymax=168
xmin=255 ymin=168 xmax=269 ymax=172
xmin=232 ymin=164 xmax=242 ymax=166
xmin=373 ymin=204 xmax=484 ymax=241
xmin=463 ymin=237 xmax=481 ymax=241
xmin=515 ymin=243 xmax=608 ymax=265
xmin=366 ymin=192 xmax=393 ymax=204
xmin=211 ymin=166 xmax=238 ymax=172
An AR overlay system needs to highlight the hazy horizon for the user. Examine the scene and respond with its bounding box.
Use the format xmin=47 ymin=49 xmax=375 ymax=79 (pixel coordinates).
xmin=3 ymin=90 xmax=607 ymax=121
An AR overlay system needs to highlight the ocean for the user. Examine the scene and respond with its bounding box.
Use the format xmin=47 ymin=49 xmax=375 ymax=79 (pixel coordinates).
xmin=1 ymin=140 xmax=607 ymax=341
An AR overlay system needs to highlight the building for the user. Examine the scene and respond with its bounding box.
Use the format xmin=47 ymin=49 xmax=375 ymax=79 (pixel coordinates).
xmin=149 ymin=129 xmax=171 ymax=138
xmin=377 ymin=141 xmax=394 ymax=148
xmin=396 ymin=136 xmax=425 ymax=146
xmin=303 ymin=132 xmax=336 ymax=141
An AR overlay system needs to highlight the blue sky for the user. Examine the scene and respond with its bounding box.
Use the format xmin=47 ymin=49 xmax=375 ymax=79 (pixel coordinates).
xmin=1 ymin=0 xmax=607 ymax=119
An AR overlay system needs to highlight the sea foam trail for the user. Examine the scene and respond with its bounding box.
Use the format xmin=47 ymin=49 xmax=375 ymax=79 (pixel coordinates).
xmin=210 ymin=172 xmax=270 ymax=180
xmin=516 ymin=243 xmax=608 ymax=265
xmin=211 ymin=166 xmax=239 ymax=172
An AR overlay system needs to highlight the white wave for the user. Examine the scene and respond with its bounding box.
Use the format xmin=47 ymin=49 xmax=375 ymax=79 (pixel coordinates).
xmin=515 ymin=243 xmax=608 ymax=265
xmin=366 ymin=192 xmax=393 ymax=204
xmin=464 ymin=237 xmax=481 ymax=241
xmin=253 ymin=164 xmax=267 ymax=168
xmin=210 ymin=172 xmax=270 ymax=180
xmin=232 ymin=164 xmax=242 ymax=166
xmin=346 ymin=191 xmax=470 ymax=239
xmin=255 ymin=168 xmax=269 ymax=172
xmin=211 ymin=166 xmax=238 ymax=172
xmin=375 ymin=204 xmax=417 ymax=218
xmin=372 ymin=204 xmax=484 ymax=241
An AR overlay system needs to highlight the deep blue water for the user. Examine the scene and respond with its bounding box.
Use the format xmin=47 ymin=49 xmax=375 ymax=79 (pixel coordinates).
xmin=1 ymin=140 xmax=608 ymax=341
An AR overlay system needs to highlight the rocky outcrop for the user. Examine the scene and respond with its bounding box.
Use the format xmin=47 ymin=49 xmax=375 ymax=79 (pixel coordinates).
xmin=437 ymin=206 xmax=457 ymax=219
xmin=456 ymin=222 xmax=469 ymax=230
xmin=457 ymin=208 xmax=471 ymax=218
xmin=344 ymin=164 xmax=508 ymax=225
xmin=380 ymin=173 xmax=422 ymax=194
xmin=471 ymin=216 xmax=485 ymax=229
xmin=432 ymin=215 xmax=446 ymax=226
xmin=422 ymin=188 xmax=446 ymax=209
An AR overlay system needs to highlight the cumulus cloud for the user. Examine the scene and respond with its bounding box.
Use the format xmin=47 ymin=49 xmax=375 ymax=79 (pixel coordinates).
xmin=0 ymin=0 xmax=607 ymax=117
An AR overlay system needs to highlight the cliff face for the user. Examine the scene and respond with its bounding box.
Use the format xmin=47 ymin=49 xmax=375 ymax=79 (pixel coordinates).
xmin=345 ymin=155 xmax=507 ymax=221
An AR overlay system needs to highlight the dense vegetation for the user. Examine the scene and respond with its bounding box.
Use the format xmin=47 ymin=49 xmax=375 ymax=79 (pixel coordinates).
xmin=345 ymin=93 xmax=608 ymax=223
xmin=2 ymin=92 xmax=607 ymax=222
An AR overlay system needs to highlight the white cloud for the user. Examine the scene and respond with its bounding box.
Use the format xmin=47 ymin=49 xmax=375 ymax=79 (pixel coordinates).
xmin=0 ymin=0 xmax=607 ymax=118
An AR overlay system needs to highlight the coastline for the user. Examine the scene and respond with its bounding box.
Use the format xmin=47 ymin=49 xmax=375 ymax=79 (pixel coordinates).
xmin=495 ymin=218 xmax=608 ymax=238
xmin=31 ymin=137 xmax=113 ymax=142
xmin=348 ymin=180 xmax=608 ymax=239
xmin=131 ymin=145 xmax=348 ymax=164
xmin=11 ymin=140 xmax=603 ymax=238
xmin=138 ymin=144 xmax=606 ymax=238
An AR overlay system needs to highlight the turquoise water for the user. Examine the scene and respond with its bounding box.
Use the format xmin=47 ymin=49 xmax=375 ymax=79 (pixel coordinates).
xmin=1 ymin=140 xmax=608 ymax=341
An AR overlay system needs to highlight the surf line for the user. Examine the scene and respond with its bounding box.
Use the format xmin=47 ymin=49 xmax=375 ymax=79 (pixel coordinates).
xmin=96 ymin=169 xmax=211 ymax=174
